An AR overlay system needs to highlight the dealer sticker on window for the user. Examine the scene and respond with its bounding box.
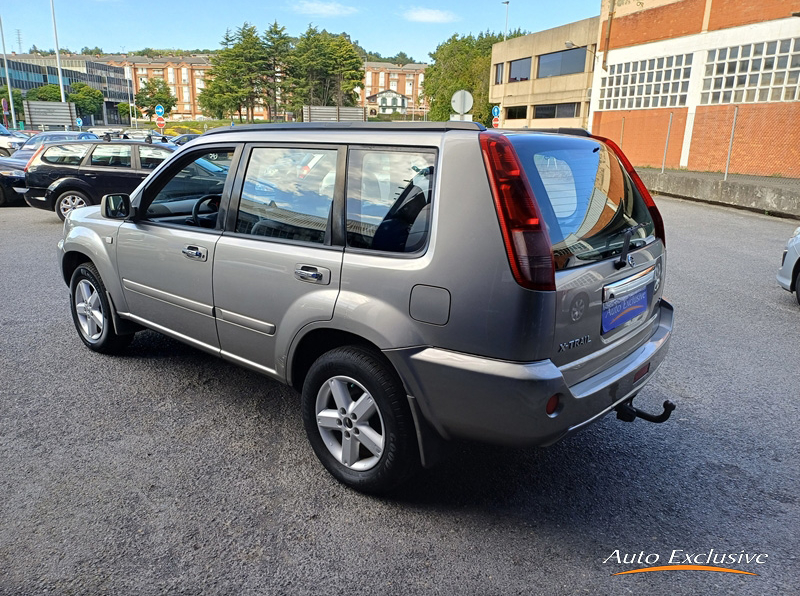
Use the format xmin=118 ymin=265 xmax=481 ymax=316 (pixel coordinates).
xmin=602 ymin=287 xmax=649 ymax=333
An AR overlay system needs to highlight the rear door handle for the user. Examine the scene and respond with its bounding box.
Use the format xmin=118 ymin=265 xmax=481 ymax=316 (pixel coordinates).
xmin=85 ymin=173 xmax=97 ymax=178
xmin=294 ymin=264 xmax=331 ymax=285
xmin=182 ymin=245 xmax=208 ymax=261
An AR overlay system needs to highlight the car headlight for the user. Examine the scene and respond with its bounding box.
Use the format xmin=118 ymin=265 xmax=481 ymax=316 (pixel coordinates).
xmin=0 ymin=169 xmax=24 ymax=177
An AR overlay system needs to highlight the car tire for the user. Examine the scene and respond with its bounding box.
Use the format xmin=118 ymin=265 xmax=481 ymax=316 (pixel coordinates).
xmin=301 ymin=346 xmax=419 ymax=494
xmin=69 ymin=263 xmax=134 ymax=354
xmin=56 ymin=190 xmax=91 ymax=221
xmin=0 ymin=148 xmax=9 ymax=157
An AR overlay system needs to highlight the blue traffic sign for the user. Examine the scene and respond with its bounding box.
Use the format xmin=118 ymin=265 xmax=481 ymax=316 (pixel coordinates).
xmin=491 ymin=105 xmax=500 ymax=118
xmin=155 ymin=104 xmax=165 ymax=117
xmin=75 ymin=117 xmax=83 ymax=127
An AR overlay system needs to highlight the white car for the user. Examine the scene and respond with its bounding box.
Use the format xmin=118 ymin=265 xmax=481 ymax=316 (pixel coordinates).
xmin=777 ymin=226 xmax=800 ymax=305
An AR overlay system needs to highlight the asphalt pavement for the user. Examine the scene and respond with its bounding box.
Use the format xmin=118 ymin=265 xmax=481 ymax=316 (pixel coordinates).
xmin=0 ymin=198 xmax=798 ymax=595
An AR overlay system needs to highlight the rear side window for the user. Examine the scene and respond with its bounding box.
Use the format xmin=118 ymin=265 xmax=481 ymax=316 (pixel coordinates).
xmin=139 ymin=146 xmax=172 ymax=170
xmin=90 ymin=144 xmax=131 ymax=168
xmin=346 ymin=149 xmax=435 ymax=253
xmin=235 ymin=147 xmax=338 ymax=244
xmin=508 ymin=135 xmax=655 ymax=270
xmin=42 ymin=144 xmax=91 ymax=166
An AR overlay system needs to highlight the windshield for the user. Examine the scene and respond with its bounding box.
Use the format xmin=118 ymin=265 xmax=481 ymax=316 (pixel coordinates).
xmin=0 ymin=124 xmax=10 ymax=135
xmin=508 ymin=134 xmax=655 ymax=271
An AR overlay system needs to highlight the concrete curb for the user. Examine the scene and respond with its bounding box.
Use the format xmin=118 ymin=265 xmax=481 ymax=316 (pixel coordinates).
xmin=638 ymin=170 xmax=800 ymax=220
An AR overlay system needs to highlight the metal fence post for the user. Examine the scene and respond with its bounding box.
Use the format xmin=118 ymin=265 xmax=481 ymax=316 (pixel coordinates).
xmin=724 ymin=106 xmax=738 ymax=182
xmin=620 ymin=117 xmax=625 ymax=148
xmin=661 ymin=112 xmax=673 ymax=174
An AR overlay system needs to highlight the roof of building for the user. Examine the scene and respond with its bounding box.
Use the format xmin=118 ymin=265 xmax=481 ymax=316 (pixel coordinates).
xmin=366 ymin=90 xmax=410 ymax=100
xmin=9 ymin=53 xmax=213 ymax=66
xmin=364 ymin=62 xmax=427 ymax=70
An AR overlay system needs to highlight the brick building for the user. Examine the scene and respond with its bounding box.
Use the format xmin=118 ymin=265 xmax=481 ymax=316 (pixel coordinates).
xmin=101 ymin=55 xmax=215 ymax=121
xmin=589 ymin=0 xmax=800 ymax=177
xmin=359 ymin=62 xmax=428 ymax=117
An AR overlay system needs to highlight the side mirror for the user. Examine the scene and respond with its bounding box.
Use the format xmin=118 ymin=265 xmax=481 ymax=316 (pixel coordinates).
xmin=101 ymin=193 xmax=131 ymax=219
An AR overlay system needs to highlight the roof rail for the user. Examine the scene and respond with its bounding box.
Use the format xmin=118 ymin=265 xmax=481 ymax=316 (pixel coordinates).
xmin=203 ymin=121 xmax=486 ymax=136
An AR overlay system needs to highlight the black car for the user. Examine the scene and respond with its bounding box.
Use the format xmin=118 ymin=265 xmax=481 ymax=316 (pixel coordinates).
xmin=25 ymin=140 xmax=176 ymax=220
xmin=170 ymin=133 xmax=200 ymax=146
xmin=0 ymin=160 xmax=26 ymax=206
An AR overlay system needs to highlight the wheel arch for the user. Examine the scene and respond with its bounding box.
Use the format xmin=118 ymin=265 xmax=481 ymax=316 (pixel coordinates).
xmin=47 ymin=178 xmax=98 ymax=206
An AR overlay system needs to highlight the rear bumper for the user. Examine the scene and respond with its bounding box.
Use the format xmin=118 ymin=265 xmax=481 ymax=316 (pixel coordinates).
xmin=386 ymin=299 xmax=674 ymax=447
xmin=24 ymin=188 xmax=53 ymax=211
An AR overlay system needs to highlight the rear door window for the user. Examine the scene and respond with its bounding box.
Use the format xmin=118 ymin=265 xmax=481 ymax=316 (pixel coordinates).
xmin=41 ymin=144 xmax=91 ymax=166
xmin=90 ymin=144 xmax=132 ymax=168
xmin=508 ymin=134 xmax=655 ymax=270
xmin=138 ymin=145 xmax=173 ymax=170
xmin=345 ymin=149 xmax=435 ymax=253
xmin=235 ymin=147 xmax=338 ymax=245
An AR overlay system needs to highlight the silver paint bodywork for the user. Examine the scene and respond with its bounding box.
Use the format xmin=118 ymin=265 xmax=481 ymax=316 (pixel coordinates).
xmin=58 ymin=125 xmax=673 ymax=458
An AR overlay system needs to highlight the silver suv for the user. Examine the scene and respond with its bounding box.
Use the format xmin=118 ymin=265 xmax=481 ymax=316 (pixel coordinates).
xmin=57 ymin=123 xmax=674 ymax=492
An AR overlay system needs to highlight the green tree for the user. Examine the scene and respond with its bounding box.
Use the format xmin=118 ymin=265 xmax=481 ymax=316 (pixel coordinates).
xmin=81 ymin=46 xmax=104 ymax=55
xmin=134 ymin=78 xmax=177 ymax=120
xmin=263 ymin=21 xmax=292 ymax=121
xmin=423 ymin=29 xmax=526 ymax=126
xmin=25 ymin=84 xmax=63 ymax=102
xmin=67 ymin=82 xmax=104 ymax=119
xmin=0 ymin=86 xmax=24 ymax=121
xmin=117 ymin=102 xmax=138 ymax=121
xmin=289 ymin=27 xmax=364 ymax=115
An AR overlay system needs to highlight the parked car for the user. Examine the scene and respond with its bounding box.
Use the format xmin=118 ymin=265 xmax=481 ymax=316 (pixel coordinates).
xmin=25 ymin=139 xmax=176 ymax=220
xmin=0 ymin=123 xmax=26 ymax=156
xmin=777 ymin=225 xmax=800 ymax=305
xmin=0 ymin=164 xmax=25 ymax=206
xmin=171 ymin=133 xmax=200 ymax=145
xmin=56 ymin=122 xmax=674 ymax=493
xmin=11 ymin=131 xmax=99 ymax=164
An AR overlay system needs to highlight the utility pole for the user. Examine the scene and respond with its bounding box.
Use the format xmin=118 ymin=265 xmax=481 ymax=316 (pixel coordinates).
xmin=0 ymin=16 xmax=17 ymax=129
xmin=502 ymin=1 xmax=510 ymax=41
xmin=50 ymin=0 xmax=66 ymax=103
xmin=15 ymin=29 xmax=21 ymax=54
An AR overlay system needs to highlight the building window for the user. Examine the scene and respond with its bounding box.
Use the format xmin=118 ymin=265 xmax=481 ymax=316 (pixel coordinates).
xmin=598 ymin=54 xmax=692 ymax=111
xmin=181 ymin=67 xmax=188 ymax=84
xmin=506 ymin=105 xmax=527 ymax=119
xmin=494 ymin=63 xmax=504 ymax=84
xmin=533 ymin=103 xmax=579 ymax=119
xmin=168 ymin=68 xmax=175 ymax=83
xmin=390 ymin=81 xmax=398 ymax=91
xmin=508 ymin=58 xmax=531 ymax=82
xmin=183 ymin=86 xmax=190 ymax=99
xmin=537 ymin=48 xmax=587 ymax=79
xmin=700 ymin=39 xmax=799 ymax=105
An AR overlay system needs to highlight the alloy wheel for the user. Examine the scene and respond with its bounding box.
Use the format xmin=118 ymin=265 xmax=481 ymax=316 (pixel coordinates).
xmin=59 ymin=194 xmax=87 ymax=218
xmin=74 ymin=279 xmax=104 ymax=342
xmin=315 ymin=375 xmax=385 ymax=471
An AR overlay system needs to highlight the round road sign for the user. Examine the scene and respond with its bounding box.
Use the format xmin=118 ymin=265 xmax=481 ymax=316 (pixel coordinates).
xmin=491 ymin=105 xmax=500 ymax=118
xmin=492 ymin=117 xmax=500 ymax=128
xmin=76 ymin=117 xmax=83 ymax=127
xmin=156 ymin=116 xmax=166 ymax=129
xmin=155 ymin=104 xmax=165 ymax=117
xmin=450 ymin=90 xmax=474 ymax=115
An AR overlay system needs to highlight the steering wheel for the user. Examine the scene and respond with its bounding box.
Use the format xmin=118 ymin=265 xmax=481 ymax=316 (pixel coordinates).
xmin=191 ymin=194 xmax=221 ymax=227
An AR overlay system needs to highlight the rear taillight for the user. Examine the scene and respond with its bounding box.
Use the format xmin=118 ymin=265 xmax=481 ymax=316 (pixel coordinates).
xmin=480 ymin=132 xmax=556 ymax=292
xmin=24 ymin=145 xmax=46 ymax=172
xmin=591 ymin=135 xmax=666 ymax=246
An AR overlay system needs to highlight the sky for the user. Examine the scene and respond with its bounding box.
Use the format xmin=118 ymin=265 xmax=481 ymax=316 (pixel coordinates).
xmin=1 ymin=0 xmax=599 ymax=62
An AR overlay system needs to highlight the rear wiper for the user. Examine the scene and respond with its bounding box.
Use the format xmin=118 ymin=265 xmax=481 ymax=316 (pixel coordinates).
xmin=612 ymin=223 xmax=648 ymax=269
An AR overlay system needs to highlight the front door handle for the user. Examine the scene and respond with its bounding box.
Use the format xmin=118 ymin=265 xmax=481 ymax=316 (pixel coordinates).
xmin=182 ymin=245 xmax=208 ymax=261
xmin=294 ymin=264 xmax=331 ymax=285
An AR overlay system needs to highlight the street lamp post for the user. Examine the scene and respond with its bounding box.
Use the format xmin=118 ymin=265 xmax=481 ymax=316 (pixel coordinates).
xmin=50 ymin=0 xmax=66 ymax=105
xmin=0 ymin=15 xmax=17 ymax=129
xmin=502 ymin=2 xmax=510 ymax=41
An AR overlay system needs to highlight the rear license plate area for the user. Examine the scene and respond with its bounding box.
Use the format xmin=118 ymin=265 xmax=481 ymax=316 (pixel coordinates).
xmin=602 ymin=286 xmax=649 ymax=334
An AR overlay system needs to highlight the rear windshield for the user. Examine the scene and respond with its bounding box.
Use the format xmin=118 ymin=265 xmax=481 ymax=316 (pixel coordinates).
xmin=508 ymin=134 xmax=655 ymax=270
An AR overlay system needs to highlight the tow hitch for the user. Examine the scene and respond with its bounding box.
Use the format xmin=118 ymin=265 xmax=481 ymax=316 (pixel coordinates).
xmin=615 ymin=398 xmax=676 ymax=423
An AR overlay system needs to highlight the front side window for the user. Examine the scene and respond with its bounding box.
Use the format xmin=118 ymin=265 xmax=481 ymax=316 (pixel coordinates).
xmin=42 ymin=144 xmax=91 ymax=166
xmin=346 ymin=149 xmax=435 ymax=253
xmin=508 ymin=57 xmax=532 ymax=82
xmin=235 ymin=147 xmax=338 ymax=244
xmin=144 ymin=149 xmax=234 ymax=227
xmin=90 ymin=144 xmax=132 ymax=168
xmin=139 ymin=145 xmax=173 ymax=170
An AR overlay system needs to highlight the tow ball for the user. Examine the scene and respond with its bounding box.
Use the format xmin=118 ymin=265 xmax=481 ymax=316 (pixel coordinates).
xmin=615 ymin=398 xmax=676 ymax=423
